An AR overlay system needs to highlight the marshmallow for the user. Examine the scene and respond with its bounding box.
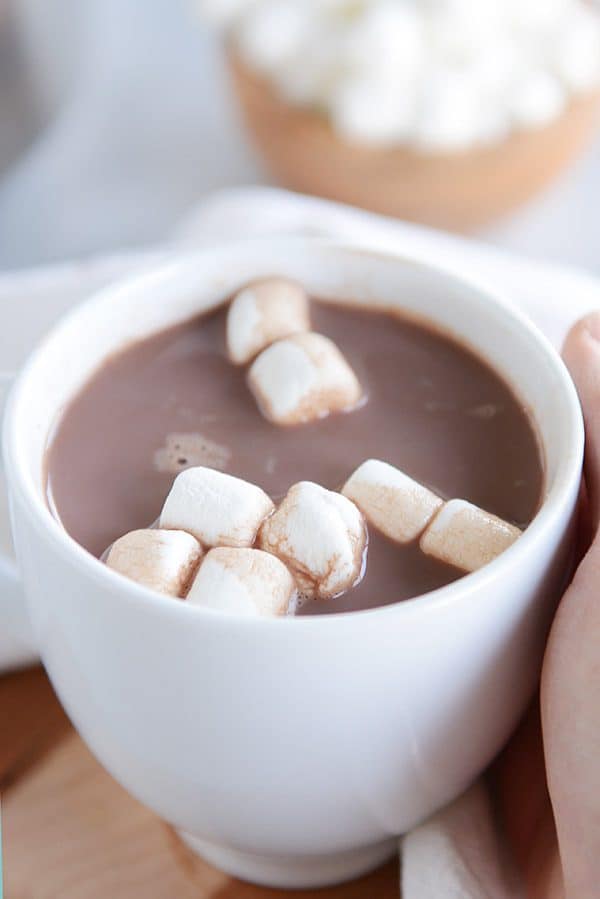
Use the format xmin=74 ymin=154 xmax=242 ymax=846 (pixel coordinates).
xmin=235 ymin=1 xmax=316 ymax=74
xmin=342 ymin=459 xmax=443 ymax=544
xmin=106 ymin=529 xmax=202 ymax=597
xmin=341 ymin=2 xmax=424 ymax=78
xmin=187 ymin=547 xmax=296 ymax=616
xmin=258 ymin=481 xmax=367 ymax=599
xmin=332 ymin=75 xmax=417 ymax=145
xmin=430 ymin=6 xmax=499 ymax=60
xmin=277 ymin=47 xmax=334 ymax=105
xmin=415 ymin=69 xmax=485 ymax=152
xmin=248 ymin=333 xmax=362 ymax=426
xmin=510 ymin=71 xmax=566 ymax=130
xmin=556 ymin=8 xmax=600 ymax=92
xmin=420 ymin=499 xmax=522 ymax=573
xmin=160 ymin=466 xmax=274 ymax=547
xmin=512 ymin=0 xmax=571 ymax=32
xmin=226 ymin=278 xmax=310 ymax=365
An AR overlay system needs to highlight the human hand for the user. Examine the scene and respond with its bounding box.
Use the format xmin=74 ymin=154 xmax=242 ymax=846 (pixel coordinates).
xmin=492 ymin=312 xmax=600 ymax=899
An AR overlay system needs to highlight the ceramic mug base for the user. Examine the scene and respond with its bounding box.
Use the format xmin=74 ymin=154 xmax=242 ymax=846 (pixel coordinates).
xmin=176 ymin=830 xmax=397 ymax=889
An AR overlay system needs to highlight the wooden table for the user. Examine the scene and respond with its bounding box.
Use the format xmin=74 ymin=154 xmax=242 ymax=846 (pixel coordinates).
xmin=1 ymin=667 xmax=399 ymax=898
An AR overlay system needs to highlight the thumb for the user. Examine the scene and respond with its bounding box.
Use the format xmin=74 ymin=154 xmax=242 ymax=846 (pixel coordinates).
xmin=542 ymin=312 xmax=600 ymax=899
xmin=562 ymin=313 xmax=600 ymax=530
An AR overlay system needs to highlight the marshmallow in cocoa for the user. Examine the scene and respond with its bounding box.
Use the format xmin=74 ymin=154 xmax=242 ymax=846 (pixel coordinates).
xmin=227 ymin=277 xmax=310 ymax=365
xmin=106 ymin=528 xmax=203 ymax=597
xmin=160 ymin=466 xmax=274 ymax=548
xmin=248 ymin=332 xmax=362 ymax=426
xmin=187 ymin=546 xmax=296 ymax=616
xmin=342 ymin=458 xmax=443 ymax=544
xmin=420 ymin=499 xmax=522 ymax=573
xmin=258 ymin=480 xmax=367 ymax=599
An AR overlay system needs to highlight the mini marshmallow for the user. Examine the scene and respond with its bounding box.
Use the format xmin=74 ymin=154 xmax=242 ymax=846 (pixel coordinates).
xmin=187 ymin=547 xmax=296 ymax=616
xmin=235 ymin=1 xmax=316 ymax=73
xmin=248 ymin=332 xmax=362 ymax=426
xmin=160 ymin=466 xmax=274 ymax=547
xmin=106 ymin=529 xmax=202 ymax=597
xmin=258 ymin=481 xmax=367 ymax=599
xmin=332 ymin=75 xmax=416 ymax=145
xmin=340 ymin=2 xmax=424 ymax=79
xmin=277 ymin=47 xmax=333 ymax=105
xmin=226 ymin=278 xmax=310 ymax=365
xmin=416 ymin=69 xmax=484 ymax=152
xmin=420 ymin=499 xmax=522 ymax=573
xmin=342 ymin=459 xmax=443 ymax=544
xmin=510 ymin=70 xmax=566 ymax=130
xmin=556 ymin=8 xmax=600 ymax=92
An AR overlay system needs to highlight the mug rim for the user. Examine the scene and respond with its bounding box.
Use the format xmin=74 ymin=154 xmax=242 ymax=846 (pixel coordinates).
xmin=2 ymin=237 xmax=584 ymax=629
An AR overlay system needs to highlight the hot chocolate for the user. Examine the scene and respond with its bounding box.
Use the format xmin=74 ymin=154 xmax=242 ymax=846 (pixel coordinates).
xmin=45 ymin=296 xmax=543 ymax=615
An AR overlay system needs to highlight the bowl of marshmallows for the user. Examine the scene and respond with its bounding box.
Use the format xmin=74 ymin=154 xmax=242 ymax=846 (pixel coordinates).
xmin=198 ymin=0 xmax=600 ymax=229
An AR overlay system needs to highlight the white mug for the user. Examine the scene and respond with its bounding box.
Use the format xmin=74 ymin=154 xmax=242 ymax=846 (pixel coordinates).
xmin=2 ymin=239 xmax=583 ymax=889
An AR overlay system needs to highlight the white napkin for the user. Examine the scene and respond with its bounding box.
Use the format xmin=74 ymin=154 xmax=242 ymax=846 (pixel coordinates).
xmin=1 ymin=188 xmax=598 ymax=896
xmin=402 ymin=782 xmax=520 ymax=898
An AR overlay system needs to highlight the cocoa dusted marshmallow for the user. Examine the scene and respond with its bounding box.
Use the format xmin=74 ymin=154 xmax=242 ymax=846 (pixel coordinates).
xmin=420 ymin=499 xmax=522 ymax=573
xmin=247 ymin=332 xmax=362 ymax=426
xmin=106 ymin=529 xmax=202 ymax=597
xmin=160 ymin=466 xmax=274 ymax=548
xmin=342 ymin=459 xmax=443 ymax=544
xmin=226 ymin=278 xmax=310 ymax=365
xmin=187 ymin=547 xmax=296 ymax=616
xmin=258 ymin=481 xmax=367 ymax=599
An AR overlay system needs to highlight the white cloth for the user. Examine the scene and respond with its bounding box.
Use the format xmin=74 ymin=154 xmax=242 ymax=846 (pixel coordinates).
xmin=1 ymin=187 xmax=598 ymax=896
xmin=401 ymin=782 xmax=521 ymax=898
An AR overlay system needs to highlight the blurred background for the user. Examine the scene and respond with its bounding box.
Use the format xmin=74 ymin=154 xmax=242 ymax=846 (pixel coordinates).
xmin=0 ymin=0 xmax=599 ymax=271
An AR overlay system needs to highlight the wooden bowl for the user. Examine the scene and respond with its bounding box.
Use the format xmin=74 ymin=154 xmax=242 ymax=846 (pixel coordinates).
xmin=229 ymin=53 xmax=600 ymax=231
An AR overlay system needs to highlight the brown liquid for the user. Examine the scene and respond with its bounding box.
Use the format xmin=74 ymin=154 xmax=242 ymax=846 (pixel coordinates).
xmin=46 ymin=301 xmax=543 ymax=615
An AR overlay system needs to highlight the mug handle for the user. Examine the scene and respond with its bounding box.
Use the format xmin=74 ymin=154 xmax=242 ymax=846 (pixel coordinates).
xmin=0 ymin=373 xmax=37 ymax=670
xmin=0 ymin=252 xmax=163 ymax=673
